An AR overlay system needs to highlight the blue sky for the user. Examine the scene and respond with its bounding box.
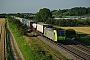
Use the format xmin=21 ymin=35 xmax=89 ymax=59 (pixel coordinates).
xmin=0 ymin=0 xmax=90 ymax=13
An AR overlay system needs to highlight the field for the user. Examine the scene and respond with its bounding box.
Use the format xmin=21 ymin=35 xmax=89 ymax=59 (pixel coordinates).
xmin=0 ymin=18 xmax=5 ymax=22
xmin=60 ymin=27 xmax=90 ymax=34
xmin=0 ymin=18 xmax=5 ymax=60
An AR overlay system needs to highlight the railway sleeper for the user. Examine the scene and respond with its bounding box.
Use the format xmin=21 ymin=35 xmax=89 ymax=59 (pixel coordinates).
xmin=56 ymin=42 xmax=86 ymax=60
xmin=58 ymin=41 xmax=89 ymax=60
xmin=76 ymin=45 xmax=87 ymax=51
xmin=73 ymin=45 xmax=90 ymax=56
xmin=66 ymin=48 xmax=85 ymax=60
xmin=75 ymin=49 xmax=87 ymax=57
xmin=78 ymin=45 xmax=90 ymax=52
xmin=78 ymin=52 xmax=89 ymax=60
xmin=65 ymin=46 xmax=88 ymax=60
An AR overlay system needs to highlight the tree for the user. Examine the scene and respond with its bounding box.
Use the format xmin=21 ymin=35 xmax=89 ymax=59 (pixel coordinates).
xmin=35 ymin=12 xmax=42 ymax=22
xmin=35 ymin=8 xmax=52 ymax=23
xmin=46 ymin=18 xmax=52 ymax=24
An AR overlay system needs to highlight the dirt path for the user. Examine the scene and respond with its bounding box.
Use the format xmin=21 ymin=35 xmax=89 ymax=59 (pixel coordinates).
xmin=0 ymin=18 xmax=5 ymax=60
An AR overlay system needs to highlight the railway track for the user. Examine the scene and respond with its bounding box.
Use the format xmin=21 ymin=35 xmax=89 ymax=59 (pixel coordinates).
xmin=34 ymin=32 xmax=90 ymax=60
xmin=54 ymin=40 xmax=90 ymax=60
xmin=55 ymin=40 xmax=90 ymax=60
xmin=66 ymin=40 xmax=90 ymax=55
xmin=58 ymin=43 xmax=90 ymax=60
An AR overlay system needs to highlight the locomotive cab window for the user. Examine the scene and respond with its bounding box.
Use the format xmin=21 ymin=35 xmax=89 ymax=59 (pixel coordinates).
xmin=57 ymin=30 xmax=65 ymax=36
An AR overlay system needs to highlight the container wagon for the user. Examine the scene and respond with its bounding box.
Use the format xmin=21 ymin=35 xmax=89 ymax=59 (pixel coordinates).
xmin=36 ymin=23 xmax=52 ymax=34
xmin=32 ymin=23 xmax=37 ymax=31
xmin=22 ymin=18 xmax=25 ymax=24
xmin=27 ymin=20 xmax=34 ymax=28
xmin=18 ymin=18 xmax=23 ymax=23
xmin=24 ymin=19 xmax=28 ymax=25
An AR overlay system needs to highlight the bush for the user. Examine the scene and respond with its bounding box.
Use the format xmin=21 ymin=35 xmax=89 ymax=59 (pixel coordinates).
xmin=66 ymin=29 xmax=76 ymax=39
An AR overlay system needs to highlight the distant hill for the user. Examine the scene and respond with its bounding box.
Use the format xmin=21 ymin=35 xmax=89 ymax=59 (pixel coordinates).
xmin=51 ymin=7 xmax=90 ymax=17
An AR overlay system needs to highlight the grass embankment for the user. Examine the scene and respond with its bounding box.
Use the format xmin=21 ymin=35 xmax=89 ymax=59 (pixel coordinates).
xmin=7 ymin=17 xmax=36 ymax=60
xmin=6 ymin=27 xmax=13 ymax=60
xmin=24 ymin=33 xmax=67 ymax=60
xmin=75 ymin=32 xmax=90 ymax=46
xmin=7 ymin=17 xmax=68 ymax=60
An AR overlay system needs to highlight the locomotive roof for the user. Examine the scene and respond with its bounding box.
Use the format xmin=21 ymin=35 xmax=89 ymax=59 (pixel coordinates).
xmin=45 ymin=27 xmax=63 ymax=31
xmin=53 ymin=27 xmax=63 ymax=30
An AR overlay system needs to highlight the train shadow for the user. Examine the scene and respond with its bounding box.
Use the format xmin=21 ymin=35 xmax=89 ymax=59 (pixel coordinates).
xmin=58 ymin=33 xmax=90 ymax=45
xmin=57 ymin=40 xmax=79 ymax=45
xmin=77 ymin=33 xmax=89 ymax=37
xmin=25 ymin=33 xmax=38 ymax=37
xmin=25 ymin=31 xmax=39 ymax=37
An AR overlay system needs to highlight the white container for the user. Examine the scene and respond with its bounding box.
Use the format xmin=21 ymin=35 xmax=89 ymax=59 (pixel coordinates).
xmin=26 ymin=20 xmax=34 ymax=28
xmin=27 ymin=20 xmax=30 ymax=26
xmin=37 ymin=23 xmax=50 ymax=33
xmin=19 ymin=18 xmax=23 ymax=22
xmin=32 ymin=23 xmax=37 ymax=28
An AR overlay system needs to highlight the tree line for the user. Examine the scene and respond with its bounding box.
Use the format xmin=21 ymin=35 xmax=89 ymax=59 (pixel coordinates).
xmin=0 ymin=14 xmax=6 ymax=18
xmin=15 ymin=13 xmax=35 ymax=19
xmin=52 ymin=7 xmax=90 ymax=17
xmin=46 ymin=19 xmax=90 ymax=26
xmin=6 ymin=7 xmax=90 ymax=26
xmin=35 ymin=8 xmax=90 ymax=26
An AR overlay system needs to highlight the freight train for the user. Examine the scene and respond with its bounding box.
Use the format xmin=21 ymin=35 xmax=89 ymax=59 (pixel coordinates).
xmin=12 ymin=16 xmax=66 ymax=42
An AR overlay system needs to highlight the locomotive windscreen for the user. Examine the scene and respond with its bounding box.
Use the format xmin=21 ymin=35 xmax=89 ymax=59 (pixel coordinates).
xmin=57 ymin=30 xmax=65 ymax=36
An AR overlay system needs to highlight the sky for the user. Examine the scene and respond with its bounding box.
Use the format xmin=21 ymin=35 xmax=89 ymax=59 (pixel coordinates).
xmin=0 ymin=0 xmax=90 ymax=13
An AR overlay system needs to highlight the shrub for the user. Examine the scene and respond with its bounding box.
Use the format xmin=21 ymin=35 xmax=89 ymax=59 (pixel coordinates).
xmin=66 ymin=29 xmax=76 ymax=39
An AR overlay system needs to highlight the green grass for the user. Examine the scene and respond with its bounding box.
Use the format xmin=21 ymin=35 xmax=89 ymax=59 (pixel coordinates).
xmin=7 ymin=17 xmax=37 ymax=60
xmin=83 ymin=13 xmax=90 ymax=16
xmin=9 ymin=25 xmax=36 ymax=60
xmin=75 ymin=32 xmax=90 ymax=46
xmin=24 ymin=34 xmax=54 ymax=60
xmin=24 ymin=33 xmax=68 ymax=60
